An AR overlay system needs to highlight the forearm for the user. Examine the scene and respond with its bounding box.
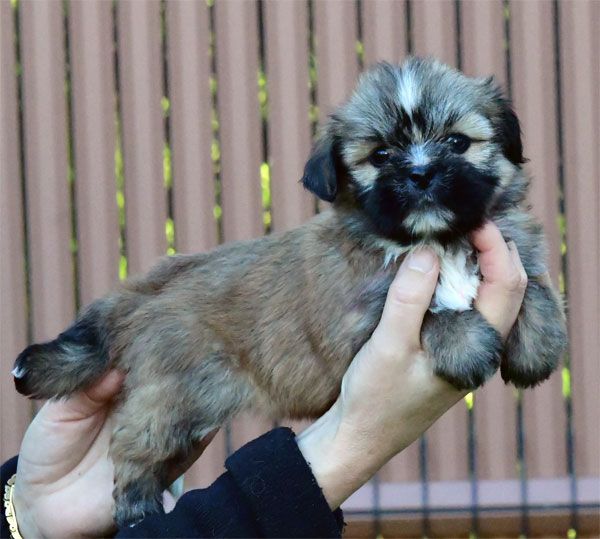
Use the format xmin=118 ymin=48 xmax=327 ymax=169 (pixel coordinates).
xmin=296 ymin=403 xmax=382 ymax=510
xmin=296 ymin=374 xmax=466 ymax=510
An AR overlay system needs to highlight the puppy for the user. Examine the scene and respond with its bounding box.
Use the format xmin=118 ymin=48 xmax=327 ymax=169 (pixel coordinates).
xmin=13 ymin=58 xmax=567 ymax=526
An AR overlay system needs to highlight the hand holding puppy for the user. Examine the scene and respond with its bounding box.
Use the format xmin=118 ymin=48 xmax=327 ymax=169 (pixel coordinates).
xmin=298 ymin=222 xmax=527 ymax=509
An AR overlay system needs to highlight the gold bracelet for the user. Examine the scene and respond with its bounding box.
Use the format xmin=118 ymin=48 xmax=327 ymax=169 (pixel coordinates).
xmin=3 ymin=474 xmax=24 ymax=539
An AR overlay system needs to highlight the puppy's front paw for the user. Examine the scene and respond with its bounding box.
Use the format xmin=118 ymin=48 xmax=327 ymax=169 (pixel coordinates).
xmin=422 ymin=309 xmax=502 ymax=390
xmin=501 ymin=281 xmax=567 ymax=388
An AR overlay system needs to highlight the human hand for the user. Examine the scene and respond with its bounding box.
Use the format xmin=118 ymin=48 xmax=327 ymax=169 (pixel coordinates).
xmin=297 ymin=222 xmax=527 ymax=509
xmin=12 ymin=370 xmax=125 ymax=538
xmin=11 ymin=371 xmax=214 ymax=538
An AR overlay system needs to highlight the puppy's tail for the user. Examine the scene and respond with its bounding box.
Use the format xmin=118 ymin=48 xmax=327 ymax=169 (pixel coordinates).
xmin=13 ymin=301 xmax=112 ymax=399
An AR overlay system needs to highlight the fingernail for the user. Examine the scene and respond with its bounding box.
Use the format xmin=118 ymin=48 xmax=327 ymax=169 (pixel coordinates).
xmin=407 ymin=248 xmax=436 ymax=273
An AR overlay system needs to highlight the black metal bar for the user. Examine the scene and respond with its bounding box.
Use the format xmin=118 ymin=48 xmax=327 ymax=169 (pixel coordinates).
xmin=12 ymin=0 xmax=33 ymax=348
xmin=256 ymin=0 xmax=271 ymax=236
xmin=111 ymin=0 xmax=128 ymax=279
xmin=62 ymin=0 xmax=80 ymax=312
xmin=306 ymin=0 xmax=319 ymax=216
xmin=405 ymin=0 xmax=413 ymax=55
xmin=551 ymin=0 xmax=578 ymax=532
xmin=207 ymin=0 xmax=223 ymax=245
xmin=159 ymin=0 xmax=176 ymax=253
xmin=454 ymin=0 xmax=462 ymax=71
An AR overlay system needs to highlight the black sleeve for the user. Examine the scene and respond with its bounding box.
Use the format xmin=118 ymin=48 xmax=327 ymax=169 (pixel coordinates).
xmin=118 ymin=427 xmax=344 ymax=538
xmin=1 ymin=456 xmax=19 ymax=539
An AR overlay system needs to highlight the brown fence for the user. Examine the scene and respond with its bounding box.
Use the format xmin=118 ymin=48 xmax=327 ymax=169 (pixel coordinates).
xmin=1 ymin=0 xmax=599 ymax=537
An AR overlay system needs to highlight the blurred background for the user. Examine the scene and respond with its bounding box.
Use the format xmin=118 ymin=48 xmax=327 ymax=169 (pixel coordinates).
xmin=1 ymin=0 xmax=598 ymax=537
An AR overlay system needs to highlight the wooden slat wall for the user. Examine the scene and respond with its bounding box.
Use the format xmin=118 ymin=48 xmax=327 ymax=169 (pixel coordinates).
xmin=214 ymin=0 xmax=263 ymax=242
xmin=411 ymin=0 xmax=457 ymax=67
xmin=0 ymin=0 xmax=31 ymax=458
xmin=166 ymin=0 xmax=218 ymax=255
xmin=69 ymin=0 xmax=120 ymax=306
xmin=116 ymin=0 xmax=167 ymax=275
xmin=19 ymin=0 xmax=75 ymax=343
xmin=361 ymin=0 xmax=408 ymax=67
xmin=559 ymin=0 xmax=600 ymax=479
xmin=313 ymin=0 xmax=359 ymax=116
xmin=2 ymin=1 xmax=598 ymax=536
xmin=264 ymin=0 xmax=314 ymax=231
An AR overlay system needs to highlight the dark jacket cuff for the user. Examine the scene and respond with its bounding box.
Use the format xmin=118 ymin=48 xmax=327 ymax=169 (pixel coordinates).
xmin=225 ymin=427 xmax=344 ymax=538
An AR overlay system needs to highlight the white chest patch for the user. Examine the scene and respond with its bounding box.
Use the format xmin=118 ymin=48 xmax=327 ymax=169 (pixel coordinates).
xmin=431 ymin=249 xmax=480 ymax=313
xmin=380 ymin=242 xmax=480 ymax=313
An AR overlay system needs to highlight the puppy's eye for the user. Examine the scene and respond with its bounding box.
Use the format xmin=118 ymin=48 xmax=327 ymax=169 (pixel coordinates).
xmin=443 ymin=133 xmax=471 ymax=154
xmin=368 ymin=148 xmax=391 ymax=167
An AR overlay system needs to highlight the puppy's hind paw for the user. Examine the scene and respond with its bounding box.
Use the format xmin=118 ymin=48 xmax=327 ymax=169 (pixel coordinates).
xmin=501 ymin=280 xmax=567 ymax=388
xmin=423 ymin=309 xmax=503 ymax=391
xmin=501 ymin=321 xmax=566 ymax=388
xmin=500 ymin=357 xmax=557 ymax=389
xmin=113 ymin=483 xmax=165 ymax=529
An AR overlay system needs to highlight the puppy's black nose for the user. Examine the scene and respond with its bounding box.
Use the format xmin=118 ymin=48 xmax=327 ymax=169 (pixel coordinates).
xmin=408 ymin=166 xmax=435 ymax=190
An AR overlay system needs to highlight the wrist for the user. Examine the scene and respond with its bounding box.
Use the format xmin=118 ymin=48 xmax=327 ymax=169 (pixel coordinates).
xmin=296 ymin=402 xmax=387 ymax=510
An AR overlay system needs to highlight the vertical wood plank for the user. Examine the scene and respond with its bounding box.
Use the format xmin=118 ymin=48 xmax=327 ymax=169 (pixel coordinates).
xmin=559 ymin=0 xmax=600 ymax=478
xmin=510 ymin=0 xmax=567 ymax=481
xmin=314 ymin=0 xmax=359 ymax=117
xmin=69 ymin=0 xmax=120 ymax=306
xmin=461 ymin=0 xmax=518 ymax=483
xmin=460 ymin=0 xmax=506 ymax=87
xmin=166 ymin=0 xmax=218 ymax=254
xmin=361 ymin=0 xmax=408 ymax=67
xmin=214 ymin=0 xmax=264 ymax=242
xmin=117 ymin=0 xmax=167 ymax=274
xmin=20 ymin=0 xmax=75 ymax=341
xmin=0 ymin=0 xmax=31 ymax=460
xmin=264 ymin=0 xmax=314 ymax=232
xmin=411 ymin=0 xmax=458 ymax=67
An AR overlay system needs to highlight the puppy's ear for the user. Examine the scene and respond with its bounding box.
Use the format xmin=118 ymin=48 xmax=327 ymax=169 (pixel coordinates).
xmin=301 ymin=134 xmax=339 ymax=202
xmin=498 ymin=103 xmax=525 ymax=165
xmin=481 ymin=77 xmax=525 ymax=166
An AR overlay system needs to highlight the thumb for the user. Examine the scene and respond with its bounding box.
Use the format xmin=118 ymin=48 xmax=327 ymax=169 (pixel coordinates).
xmin=371 ymin=248 xmax=439 ymax=353
xmin=48 ymin=369 xmax=126 ymax=421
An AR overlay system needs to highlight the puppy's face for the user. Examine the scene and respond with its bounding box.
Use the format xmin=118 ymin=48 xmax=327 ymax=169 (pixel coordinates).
xmin=302 ymin=58 xmax=525 ymax=244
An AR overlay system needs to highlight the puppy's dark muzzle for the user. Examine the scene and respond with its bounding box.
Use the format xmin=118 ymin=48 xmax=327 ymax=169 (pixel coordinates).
xmin=407 ymin=165 xmax=437 ymax=190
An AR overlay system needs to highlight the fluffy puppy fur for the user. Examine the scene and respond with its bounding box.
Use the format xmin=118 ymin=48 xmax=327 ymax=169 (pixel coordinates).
xmin=13 ymin=58 xmax=566 ymax=526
